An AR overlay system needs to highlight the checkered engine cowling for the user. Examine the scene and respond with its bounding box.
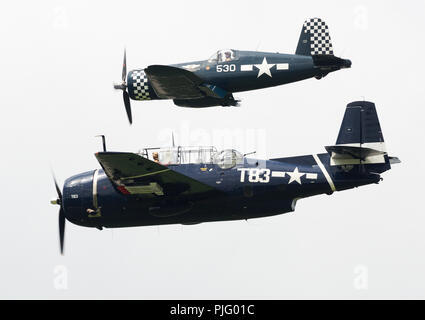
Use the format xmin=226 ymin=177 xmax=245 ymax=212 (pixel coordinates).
xmin=303 ymin=18 xmax=334 ymax=56
xmin=127 ymin=69 xmax=157 ymax=101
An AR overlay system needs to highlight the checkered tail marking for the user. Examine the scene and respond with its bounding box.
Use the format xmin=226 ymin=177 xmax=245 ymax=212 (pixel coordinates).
xmin=303 ymin=18 xmax=334 ymax=55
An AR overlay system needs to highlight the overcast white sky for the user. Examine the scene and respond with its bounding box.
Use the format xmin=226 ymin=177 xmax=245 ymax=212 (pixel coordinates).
xmin=1 ymin=0 xmax=424 ymax=299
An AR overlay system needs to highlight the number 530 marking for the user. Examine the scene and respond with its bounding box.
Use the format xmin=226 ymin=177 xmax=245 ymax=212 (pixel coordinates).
xmin=216 ymin=64 xmax=236 ymax=72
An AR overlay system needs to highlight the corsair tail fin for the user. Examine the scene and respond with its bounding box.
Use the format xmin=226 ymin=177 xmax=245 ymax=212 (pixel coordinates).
xmin=296 ymin=18 xmax=334 ymax=56
xmin=296 ymin=18 xmax=351 ymax=74
xmin=325 ymin=101 xmax=398 ymax=169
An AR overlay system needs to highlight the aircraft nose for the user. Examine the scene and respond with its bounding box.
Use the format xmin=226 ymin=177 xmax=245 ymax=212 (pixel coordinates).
xmin=126 ymin=69 xmax=154 ymax=101
xmin=62 ymin=171 xmax=95 ymax=222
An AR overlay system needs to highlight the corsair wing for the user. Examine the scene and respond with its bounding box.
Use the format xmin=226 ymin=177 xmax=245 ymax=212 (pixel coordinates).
xmin=144 ymin=65 xmax=232 ymax=102
xmin=144 ymin=65 xmax=205 ymax=99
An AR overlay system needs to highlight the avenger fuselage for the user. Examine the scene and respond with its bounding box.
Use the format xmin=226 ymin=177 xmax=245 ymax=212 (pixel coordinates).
xmin=62 ymin=153 xmax=382 ymax=229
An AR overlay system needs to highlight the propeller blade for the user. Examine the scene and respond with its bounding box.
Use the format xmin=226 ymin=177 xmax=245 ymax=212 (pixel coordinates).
xmin=53 ymin=174 xmax=62 ymax=203
xmin=122 ymin=48 xmax=127 ymax=82
xmin=123 ymin=90 xmax=132 ymax=124
xmin=51 ymin=171 xmax=65 ymax=254
xmin=59 ymin=207 xmax=65 ymax=255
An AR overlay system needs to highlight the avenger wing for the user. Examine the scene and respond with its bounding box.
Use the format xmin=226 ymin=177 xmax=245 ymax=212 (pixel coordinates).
xmin=95 ymin=152 xmax=217 ymax=197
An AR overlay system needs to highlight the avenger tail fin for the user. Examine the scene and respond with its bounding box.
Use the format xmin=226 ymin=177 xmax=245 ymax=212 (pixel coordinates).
xmin=336 ymin=101 xmax=384 ymax=147
xmin=325 ymin=101 xmax=399 ymax=169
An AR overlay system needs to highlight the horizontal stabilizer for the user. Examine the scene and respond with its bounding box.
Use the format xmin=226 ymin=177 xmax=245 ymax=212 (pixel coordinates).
xmin=328 ymin=101 xmax=392 ymax=166
xmin=326 ymin=145 xmax=387 ymax=166
xmin=389 ymin=156 xmax=401 ymax=165
xmin=325 ymin=145 xmax=386 ymax=161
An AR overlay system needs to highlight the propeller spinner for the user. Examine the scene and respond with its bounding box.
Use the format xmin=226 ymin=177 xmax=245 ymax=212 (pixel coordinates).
xmin=113 ymin=49 xmax=133 ymax=124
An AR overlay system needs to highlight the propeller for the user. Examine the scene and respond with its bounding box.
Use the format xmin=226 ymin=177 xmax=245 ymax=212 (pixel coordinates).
xmin=114 ymin=49 xmax=132 ymax=124
xmin=51 ymin=173 xmax=65 ymax=255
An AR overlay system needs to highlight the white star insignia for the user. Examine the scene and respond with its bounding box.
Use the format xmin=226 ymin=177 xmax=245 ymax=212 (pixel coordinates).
xmin=287 ymin=167 xmax=305 ymax=185
xmin=254 ymin=57 xmax=275 ymax=78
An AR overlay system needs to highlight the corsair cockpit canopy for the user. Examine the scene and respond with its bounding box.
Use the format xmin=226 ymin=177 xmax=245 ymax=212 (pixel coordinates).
xmin=208 ymin=49 xmax=237 ymax=63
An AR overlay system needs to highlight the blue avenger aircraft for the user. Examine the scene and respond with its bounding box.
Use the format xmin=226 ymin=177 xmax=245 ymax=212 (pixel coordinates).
xmin=51 ymin=101 xmax=398 ymax=254
xmin=114 ymin=18 xmax=351 ymax=123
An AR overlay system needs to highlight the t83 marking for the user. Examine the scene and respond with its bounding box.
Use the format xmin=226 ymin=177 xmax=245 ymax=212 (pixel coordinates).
xmin=237 ymin=168 xmax=270 ymax=183
xmin=238 ymin=167 xmax=317 ymax=184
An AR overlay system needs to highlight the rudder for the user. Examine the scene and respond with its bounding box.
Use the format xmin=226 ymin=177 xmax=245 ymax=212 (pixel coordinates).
xmin=296 ymin=18 xmax=334 ymax=56
xmin=325 ymin=101 xmax=391 ymax=168
xmin=336 ymin=101 xmax=384 ymax=148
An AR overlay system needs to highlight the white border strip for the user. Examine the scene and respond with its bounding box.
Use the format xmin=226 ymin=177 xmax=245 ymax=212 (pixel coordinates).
xmin=306 ymin=173 xmax=318 ymax=180
xmin=271 ymin=171 xmax=286 ymax=178
xmin=93 ymin=169 xmax=99 ymax=208
xmin=241 ymin=65 xmax=253 ymax=71
xmin=312 ymin=154 xmax=336 ymax=192
xmin=276 ymin=63 xmax=289 ymax=70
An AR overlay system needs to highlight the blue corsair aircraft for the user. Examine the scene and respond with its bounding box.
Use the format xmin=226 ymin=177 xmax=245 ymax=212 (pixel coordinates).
xmin=114 ymin=18 xmax=351 ymax=123
xmin=51 ymin=101 xmax=398 ymax=254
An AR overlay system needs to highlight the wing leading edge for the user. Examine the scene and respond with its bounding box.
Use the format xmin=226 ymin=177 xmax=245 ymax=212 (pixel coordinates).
xmin=95 ymin=152 xmax=218 ymax=197
xmin=145 ymin=65 xmax=204 ymax=99
xmin=144 ymin=65 xmax=237 ymax=107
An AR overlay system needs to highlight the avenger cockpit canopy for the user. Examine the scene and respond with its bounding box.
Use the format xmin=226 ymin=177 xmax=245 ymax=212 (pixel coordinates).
xmin=139 ymin=146 xmax=244 ymax=169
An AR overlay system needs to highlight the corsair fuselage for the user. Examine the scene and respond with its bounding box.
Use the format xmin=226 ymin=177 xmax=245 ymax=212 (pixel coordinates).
xmin=128 ymin=50 xmax=351 ymax=103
